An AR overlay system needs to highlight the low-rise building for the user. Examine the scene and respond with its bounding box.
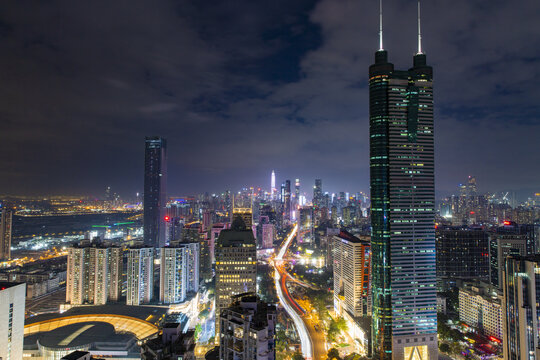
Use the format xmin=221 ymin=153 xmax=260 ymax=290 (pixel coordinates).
xmin=141 ymin=324 xmax=195 ymax=360
xmin=458 ymin=281 xmax=503 ymax=340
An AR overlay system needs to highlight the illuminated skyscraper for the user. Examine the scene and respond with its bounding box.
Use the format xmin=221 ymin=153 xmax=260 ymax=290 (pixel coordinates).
xmin=0 ymin=282 xmax=25 ymax=360
xmin=160 ymin=246 xmax=188 ymax=304
xmin=0 ymin=205 xmax=12 ymax=261
xmin=313 ymin=179 xmax=323 ymax=207
xmin=215 ymin=216 xmax=257 ymax=340
xmin=283 ymin=180 xmax=291 ymax=222
xmin=271 ymin=170 xmax=276 ymax=200
xmin=144 ymin=136 xmax=167 ymax=248
xmin=369 ymin=1 xmax=437 ymax=359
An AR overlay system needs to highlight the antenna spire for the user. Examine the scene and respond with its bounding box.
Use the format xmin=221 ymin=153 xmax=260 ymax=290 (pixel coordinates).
xmin=417 ymin=0 xmax=423 ymax=54
xmin=379 ymin=0 xmax=383 ymax=50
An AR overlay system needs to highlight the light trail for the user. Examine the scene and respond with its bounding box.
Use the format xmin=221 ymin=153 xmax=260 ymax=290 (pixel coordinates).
xmin=273 ymin=225 xmax=313 ymax=360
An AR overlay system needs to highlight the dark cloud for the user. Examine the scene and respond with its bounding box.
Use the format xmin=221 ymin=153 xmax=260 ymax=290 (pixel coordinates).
xmin=0 ymin=0 xmax=538 ymax=199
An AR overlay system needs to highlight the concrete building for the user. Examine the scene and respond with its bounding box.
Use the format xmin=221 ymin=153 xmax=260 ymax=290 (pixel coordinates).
xmin=297 ymin=206 xmax=314 ymax=244
xmin=490 ymin=234 xmax=529 ymax=288
xmin=126 ymin=247 xmax=154 ymax=306
xmin=219 ymin=293 xmax=276 ymax=360
xmin=333 ymin=231 xmax=371 ymax=318
xmin=215 ymin=217 xmax=257 ymax=338
xmin=0 ymin=206 xmax=13 ymax=261
xmin=261 ymin=223 xmax=275 ymax=249
xmin=0 ymin=282 xmax=25 ymax=360
xmin=458 ymin=281 xmax=503 ymax=340
xmin=141 ymin=325 xmax=195 ymax=360
xmin=144 ymin=136 xmax=167 ymax=248
xmin=503 ymin=255 xmax=540 ymax=360
xmin=160 ymin=247 xmax=188 ymax=304
xmin=66 ymin=245 xmax=122 ymax=305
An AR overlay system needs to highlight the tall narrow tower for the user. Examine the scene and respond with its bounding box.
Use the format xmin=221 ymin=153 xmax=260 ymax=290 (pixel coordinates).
xmin=144 ymin=136 xmax=167 ymax=248
xmin=271 ymin=170 xmax=276 ymax=200
xmin=369 ymin=1 xmax=437 ymax=359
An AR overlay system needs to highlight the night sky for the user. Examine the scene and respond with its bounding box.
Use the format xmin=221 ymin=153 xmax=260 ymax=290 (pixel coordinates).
xmin=0 ymin=0 xmax=539 ymax=199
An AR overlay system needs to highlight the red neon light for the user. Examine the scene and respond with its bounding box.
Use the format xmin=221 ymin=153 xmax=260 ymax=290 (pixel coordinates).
xmin=503 ymin=220 xmax=511 ymax=225
xmin=164 ymin=216 xmax=170 ymax=221
xmin=489 ymin=336 xmax=501 ymax=343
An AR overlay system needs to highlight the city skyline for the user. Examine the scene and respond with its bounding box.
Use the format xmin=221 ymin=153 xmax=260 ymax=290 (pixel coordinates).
xmin=0 ymin=1 xmax=538 ymax=198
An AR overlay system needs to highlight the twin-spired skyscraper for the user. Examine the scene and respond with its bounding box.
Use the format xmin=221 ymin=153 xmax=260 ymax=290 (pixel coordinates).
xmin=369 ymin=1 xmax=437 ymax=359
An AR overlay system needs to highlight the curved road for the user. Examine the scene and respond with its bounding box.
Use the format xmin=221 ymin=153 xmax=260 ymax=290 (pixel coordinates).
xmin=273 ymin=225 xmax=328 ymax=360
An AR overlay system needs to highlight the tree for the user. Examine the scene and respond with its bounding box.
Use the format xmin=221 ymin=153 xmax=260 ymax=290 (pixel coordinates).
xmin=335 ymin=317 xmax=348 ymax=332
xmin=292 ymin=351 xmax=305 ymax=360
xmin=194 ymin=324 xmax=202 ymax=340
xmin=439 ymin=343 xmax=450 ymax=353
xmin=327 ymin=348 xmax=341 ymax=360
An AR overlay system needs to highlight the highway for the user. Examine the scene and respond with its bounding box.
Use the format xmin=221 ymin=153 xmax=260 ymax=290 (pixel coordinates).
xmin=273 ymin=225 xmax=328 ymax=360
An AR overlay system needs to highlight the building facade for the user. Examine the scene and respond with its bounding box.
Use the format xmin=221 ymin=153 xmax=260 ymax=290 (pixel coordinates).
xmin=126 ymin=247 xmax=154 ymax=306
xmin=458 ymin=281 xmax=503 ymax=340
xmin=215 ymin=217 xmax=257 ymax=338
xmin=66 ymin=245 xmax=122 ymax=305
xmin=502 ymin=255 xmax=540 ymax=360
xmin=144 ymin=136 xmax=167 ymax=248
xmin=0 ymin=206 xmax=13 ymax=261
xmin=219 ymin=293 xmax=276 ymax=360
xmin=160 ymin=247 xmax=188 ymax=304
xmin=0 ymin=282 xmax=25 ymax=360
xmin=333 ymin=231 xmax=371 ymax=318
xmin=436 ymin=227 xmax=490 ymax=287
xmin=369 ymin=35 xmax=437 ymax=360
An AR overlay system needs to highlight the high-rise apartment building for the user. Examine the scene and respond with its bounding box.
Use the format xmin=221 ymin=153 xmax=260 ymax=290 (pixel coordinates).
xmin=435 ymin=227 xmax=490 ymax=288
xmin=160 ymin=247 xmax=188 ymax=304
xmin=0 ymin=205 xmax=13 ymax=261
xmin=183 ymin=242 xmax=199 ymax=294
xmin=144 ymin=136 xmax=167 ymax=248
xmin=502 ymin=255 xmax=540 ymax=360
xmin=126 ymin=247 xmax=154 ymax=306
xmin=66 ymin=245 xmax=122 ymax=305
xmin=369 ymin=4 xmax=437 ymax=358
xmin=215 ymin=217 xmax=257 ymax=339
xmin=333 ymin=231 xmax=371 ymax=318
xmin=262 ymin=223 xmax=275 ymax=249
xmin=219 ymin=293 xmax=276 ymax=360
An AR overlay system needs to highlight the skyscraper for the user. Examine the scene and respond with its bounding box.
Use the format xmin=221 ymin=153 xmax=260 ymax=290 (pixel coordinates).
xmin=271 ymin=170 xmax=276 ymax=200
xmin=160 ymin=246 xmax=188 ymax=304
xmin=369 ymin=2 xmax=437 ymax=358
xmin=126 ymin=247 xmax=154 ymax=306
xmin=313 ymin=179 xmax=322 ymax=207
xmin=502 ymin=255 xmax=540 ymax=360
xmin=283 ymin=180 xmax=291 ymax=222
xmin=215 ymin=216 xmax=257 ymax=339
xmin=0 ymin=205 xmax=13 ymax=261
xmin=144 ymin=136 xmax=167 ymax=248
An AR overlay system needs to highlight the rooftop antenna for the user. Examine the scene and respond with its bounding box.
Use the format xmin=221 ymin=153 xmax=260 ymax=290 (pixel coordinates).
xmin=417 ymin=0 xmax=423 ymax=54
xmin=379 ymin=0 xmax=384 ymax=50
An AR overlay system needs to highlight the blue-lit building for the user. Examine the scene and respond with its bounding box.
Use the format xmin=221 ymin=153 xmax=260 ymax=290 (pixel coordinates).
xmin=144 ymin=136 xmax=167 ymax=248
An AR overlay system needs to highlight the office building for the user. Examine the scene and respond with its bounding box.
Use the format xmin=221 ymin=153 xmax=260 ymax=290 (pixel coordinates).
xmin=160 ymin=247 xmax=188 ymax=304
xmin=219 ymin=293 xmax=276 ymax=360
xmin=502 ymin=255 xmax=540 ymax=360
xmin=215 ymin=217 xmax=257 ymax=338
xmin=369 ymin=4 xmax=437 ymax=358
xmin=313 ymin=179 xmax=323 ymax=207
xmin=333 ymin=231 xmax=371 ymax=318
xmin=144 ymin=136 xmax=167 ymax=248
xmin=297 ymin=206 xmax=314 ymax=244
xmin=458 ymin=281 xmax=503 ymax=340
xmin=232 ymin=195 xmax=253 ymax=229
xmin=490 ymin=234 xmax=529 ymax=288
xmin=66 ymin=245 xmax=122 ymax=305
xmin=126 ymin=247 xmax=154 ymax=306
xmin=183 ymin=242 xmax=199 ymax=293
xmin=0 ymin=282 xmax=25 ymax=360
xmin=435 ymin=227 xmax=490 ymax=288
xmin=283 ymin=180 xmax=291 ymax=222
xmin=0 ymin=205 xmax=13 ymax=261
xmin=262 ymin=223 xmax=275 ymax=249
